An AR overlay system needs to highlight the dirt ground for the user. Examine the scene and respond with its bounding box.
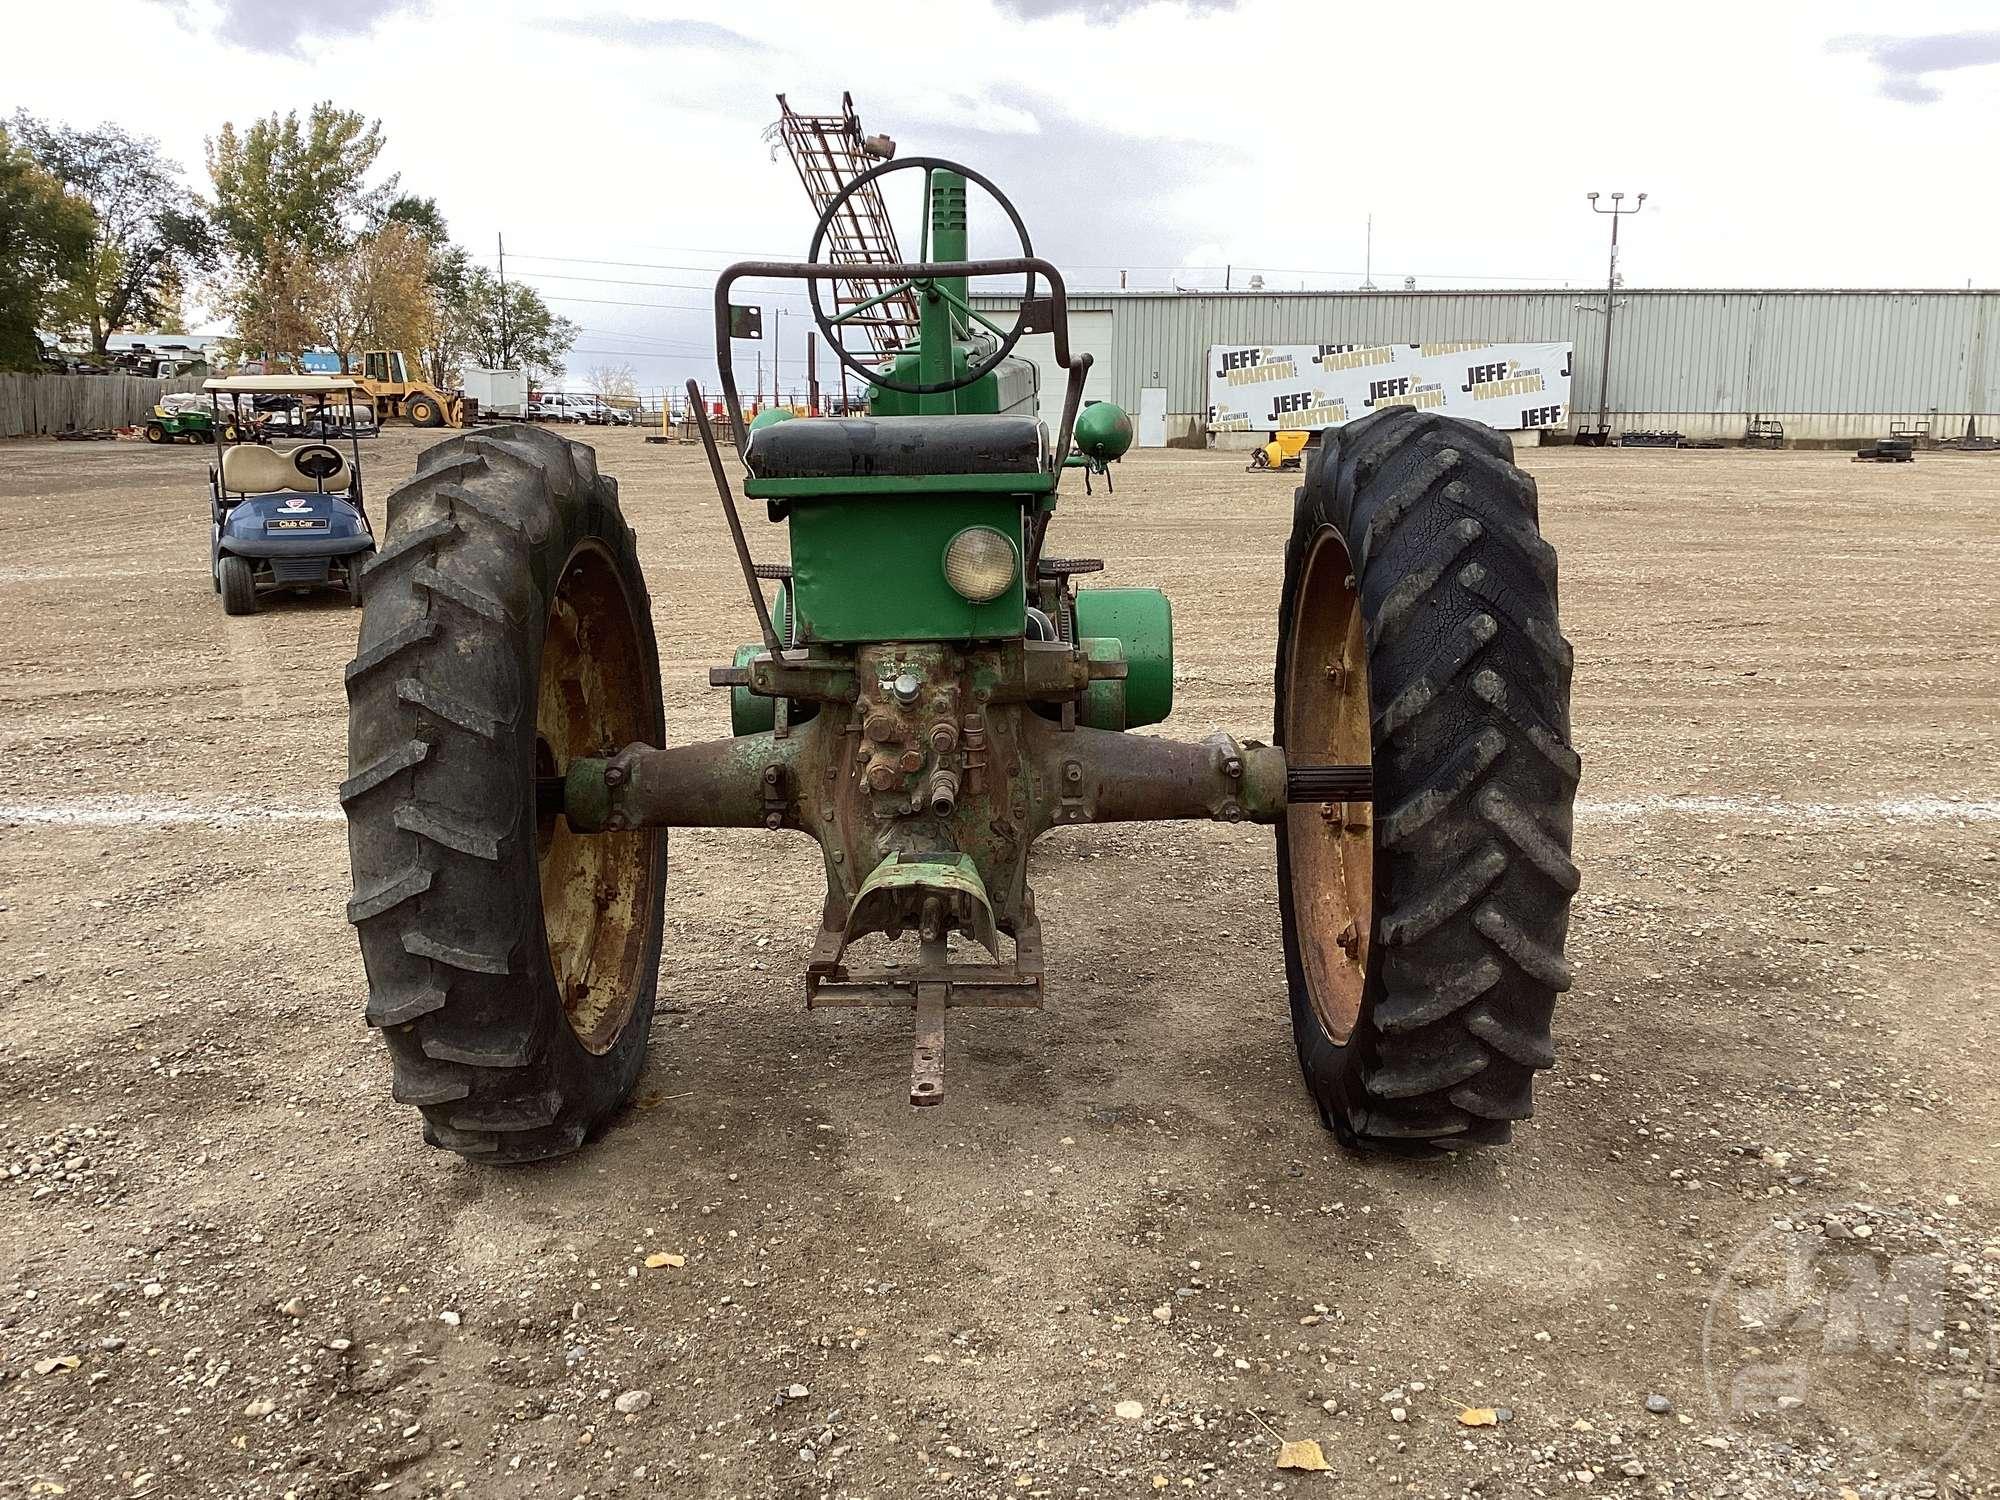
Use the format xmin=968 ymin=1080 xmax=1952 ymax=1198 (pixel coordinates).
xmin=1 ymin=426 xmax=1995 ymax=1500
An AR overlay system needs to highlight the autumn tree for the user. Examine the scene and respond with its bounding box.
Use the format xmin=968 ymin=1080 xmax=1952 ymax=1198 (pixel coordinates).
xmin=207 ymin=102 xmax=394 ymax=362
xmin=9 ymin=112 xmax=213 ymax=354
xmin=310 ymin=220 xmax=436 ymax=371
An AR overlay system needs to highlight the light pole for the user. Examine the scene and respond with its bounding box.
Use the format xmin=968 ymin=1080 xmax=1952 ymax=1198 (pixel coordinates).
xmin=1586 ymin=190 xmax=1644 ymax=438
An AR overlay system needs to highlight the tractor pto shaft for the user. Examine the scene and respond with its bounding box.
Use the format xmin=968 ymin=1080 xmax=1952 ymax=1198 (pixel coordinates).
xmin=1283 ymin=764 xmax=1375 ymax=803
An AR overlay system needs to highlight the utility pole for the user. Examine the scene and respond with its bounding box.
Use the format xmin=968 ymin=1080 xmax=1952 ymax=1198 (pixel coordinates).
xmin=1586 ymin=191 xmax=1645 ymax=435
xmin=496 ymin=232 xmax=511 ymax=368
xmin=1361 ymin=214 xmax=1377 ymax=292
xmin=806 ymin=330 xmax=821 ymax=415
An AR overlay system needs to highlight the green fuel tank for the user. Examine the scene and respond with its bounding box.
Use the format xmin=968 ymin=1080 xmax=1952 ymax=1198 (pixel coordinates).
xmin=1073 ymin=401 xmax=1133 ymax=464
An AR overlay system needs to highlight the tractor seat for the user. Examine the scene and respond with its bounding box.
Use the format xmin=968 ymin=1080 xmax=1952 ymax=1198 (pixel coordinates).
xmin=745 ymin=415 xmax=1048 ymax=481
xmin=220 ymin=442 xmax=350 ymax=495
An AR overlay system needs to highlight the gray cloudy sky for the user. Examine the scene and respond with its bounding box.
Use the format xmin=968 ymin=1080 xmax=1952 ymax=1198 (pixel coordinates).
xmin=11 ymin=0 xmax=1998 ymax=392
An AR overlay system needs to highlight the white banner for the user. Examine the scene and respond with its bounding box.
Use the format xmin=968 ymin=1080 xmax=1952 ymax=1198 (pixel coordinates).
xmin=1207 ymin=341 xmax=1573 ymax=434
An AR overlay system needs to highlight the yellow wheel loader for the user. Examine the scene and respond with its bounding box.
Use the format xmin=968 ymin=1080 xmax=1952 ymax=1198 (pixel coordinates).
xmin=354 ymin=350 xmax=476 ymax=428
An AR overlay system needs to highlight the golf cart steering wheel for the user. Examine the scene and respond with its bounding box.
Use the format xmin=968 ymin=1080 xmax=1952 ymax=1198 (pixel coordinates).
xmin=807 ymin=156 xmax=1037 ymax=398
xmin=292 ymin=444 xmax=343 ymax=482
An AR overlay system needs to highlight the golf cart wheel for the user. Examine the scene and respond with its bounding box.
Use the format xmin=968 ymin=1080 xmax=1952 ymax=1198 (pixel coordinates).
xmin=407 ymin=395 xmax=444 ymax=428
xmin=1275 ymin=408 xmax=1579 ymax=1149
xmin=144 ymin=422 xmax=166 ymax=444
xmin=343 ymin=425 xmax=665 ymax=1163
xmin=219 ymin=555 xmax=257 ymax=615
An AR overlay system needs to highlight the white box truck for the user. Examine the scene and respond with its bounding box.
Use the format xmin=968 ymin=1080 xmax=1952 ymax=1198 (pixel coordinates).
xmin=463 ymin=368 xmax=528 ymax=418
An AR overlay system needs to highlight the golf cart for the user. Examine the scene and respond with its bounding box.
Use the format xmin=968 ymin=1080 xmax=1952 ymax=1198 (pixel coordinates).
xmin=206 ymin=375 xmax=374 ymax=614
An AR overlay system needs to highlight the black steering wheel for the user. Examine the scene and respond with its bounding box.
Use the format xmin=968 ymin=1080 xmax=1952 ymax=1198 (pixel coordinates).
xmin=291 ymin=444 xmax=344 ymax=482
xmin=807 ymin=156 xmax=1036 ymax=398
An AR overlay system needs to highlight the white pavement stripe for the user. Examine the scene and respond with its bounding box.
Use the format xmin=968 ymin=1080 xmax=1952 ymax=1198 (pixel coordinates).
xmin=0 ymin=794 xmax=1995 ymax=831
xmin=1577 ymin=794 xmax=2000 ymax=823
xmin=0 ymin=801 xmax=341 ymax=828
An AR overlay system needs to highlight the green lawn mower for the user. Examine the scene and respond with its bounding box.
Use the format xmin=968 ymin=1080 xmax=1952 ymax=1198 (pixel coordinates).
xmin=344 ymin=158 xmax=1579 ymax=1162
xmin=144 ymin=402 xmax=217 ymax=444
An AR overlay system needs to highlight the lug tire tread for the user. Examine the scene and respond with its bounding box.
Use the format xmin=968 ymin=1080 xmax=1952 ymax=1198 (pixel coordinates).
xmin=1276 ymin=408 xmax=1580 ymax=1149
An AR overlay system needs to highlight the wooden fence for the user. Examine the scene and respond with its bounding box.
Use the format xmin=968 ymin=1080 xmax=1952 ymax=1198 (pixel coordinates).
xmin=0 ymin=373 xmax=208 ymax=439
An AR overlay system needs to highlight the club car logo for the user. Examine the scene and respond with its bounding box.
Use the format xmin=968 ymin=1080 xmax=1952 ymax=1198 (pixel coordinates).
xmin=278 ymin=496 xmax=315 ymax=513
xmin=1212 ymin=347 xmax=1298 ymax=386
xmin=1314 ymin=344 xmax=1394 ymax=373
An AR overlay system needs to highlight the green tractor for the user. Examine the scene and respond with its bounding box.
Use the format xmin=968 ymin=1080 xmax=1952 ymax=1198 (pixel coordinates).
xmin=343 ymin=158 xmax=1578 ymax=1162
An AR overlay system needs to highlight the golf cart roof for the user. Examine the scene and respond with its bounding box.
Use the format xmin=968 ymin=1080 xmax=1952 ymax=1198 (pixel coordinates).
xmin=203 ymin=374 xmax=364 ymax=396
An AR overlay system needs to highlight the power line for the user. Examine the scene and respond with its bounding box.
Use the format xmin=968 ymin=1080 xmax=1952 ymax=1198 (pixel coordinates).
xmin=484 ymin=246 xmax=1578 ymax=287
xmin=509 ymin=267 xmax=814 ymax=300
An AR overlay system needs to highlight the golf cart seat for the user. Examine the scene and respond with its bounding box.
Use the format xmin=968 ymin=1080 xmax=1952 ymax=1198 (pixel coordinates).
xmin=745 ymin=415 xmax=1049 ymax=481
xmin=221 ymin=442 xmax=351 ymax=496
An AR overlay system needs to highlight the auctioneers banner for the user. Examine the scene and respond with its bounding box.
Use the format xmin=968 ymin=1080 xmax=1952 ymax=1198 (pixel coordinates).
xmin=1206 ymin=341 xmax=1573 ymax=434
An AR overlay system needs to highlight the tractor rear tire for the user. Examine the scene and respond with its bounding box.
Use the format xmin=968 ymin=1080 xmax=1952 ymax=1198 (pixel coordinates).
xmin=1275 ymin=408 xmax=1579 ymax=1149
xmin=219 ymin=555 xmax=257 ymax=615
xmin=343 ymin=424 xmax=666 ymax=1163
xmin=407 ymin=396 xmax=444 ymax=428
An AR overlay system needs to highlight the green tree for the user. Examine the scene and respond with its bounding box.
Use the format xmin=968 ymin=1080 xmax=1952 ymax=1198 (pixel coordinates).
xmin=207 ymin=102 xmax=395 ymax=360
xmin=417 ymin=240 xmax=473 ymax=386
xmin=379 ymin=193 xmax=449 ymax=242
xmin=454 ymin=267 xmax=578 ymax=381
xmin=9 ymin=112 xmax=214 ymax=353
xmin=0 ymin=125 xmax=95 ymax=370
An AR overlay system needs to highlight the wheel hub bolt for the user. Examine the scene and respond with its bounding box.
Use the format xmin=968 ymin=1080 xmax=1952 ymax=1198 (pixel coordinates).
xmin=604 ymin=765 xmax=626 ymax=786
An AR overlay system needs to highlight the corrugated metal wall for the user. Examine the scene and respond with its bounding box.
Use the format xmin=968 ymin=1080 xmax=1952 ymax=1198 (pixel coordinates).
xmin=972 ymin=290 xmax=2000 ymax=430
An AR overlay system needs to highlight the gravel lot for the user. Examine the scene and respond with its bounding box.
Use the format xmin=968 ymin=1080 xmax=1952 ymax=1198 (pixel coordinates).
xmin=1 ymin=427 xmax=1995 ymax=1498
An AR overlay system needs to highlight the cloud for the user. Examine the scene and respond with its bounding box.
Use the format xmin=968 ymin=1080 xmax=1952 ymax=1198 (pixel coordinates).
xmin=539 ymin=15 xmax=767 ymax=52
xmin=154 ymin=0 xmax=429 ymax=55
xmin=912 ymin=88 xmax=1242 ymax=283
xmin=992 ymin=0 xmax=1238 ymax=20
xmin=1831 ymin=30 xmax=2000 ymax=104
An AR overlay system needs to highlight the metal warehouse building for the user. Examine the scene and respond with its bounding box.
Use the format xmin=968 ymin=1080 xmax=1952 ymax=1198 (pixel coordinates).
xmin=973 ymin=288 xmax=2000 ymax=447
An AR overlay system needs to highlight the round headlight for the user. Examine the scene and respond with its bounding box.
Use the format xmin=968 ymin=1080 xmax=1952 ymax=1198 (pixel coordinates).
xmin=942 ymin=526 xmax=1018 ymax=603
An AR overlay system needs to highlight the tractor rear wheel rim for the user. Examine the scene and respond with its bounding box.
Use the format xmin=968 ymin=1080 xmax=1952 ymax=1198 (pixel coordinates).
xmin=536 ymin=538 xmax=659 ymax=1053
xmin=1284 ymin=529 xmax=1373 ymax=1044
